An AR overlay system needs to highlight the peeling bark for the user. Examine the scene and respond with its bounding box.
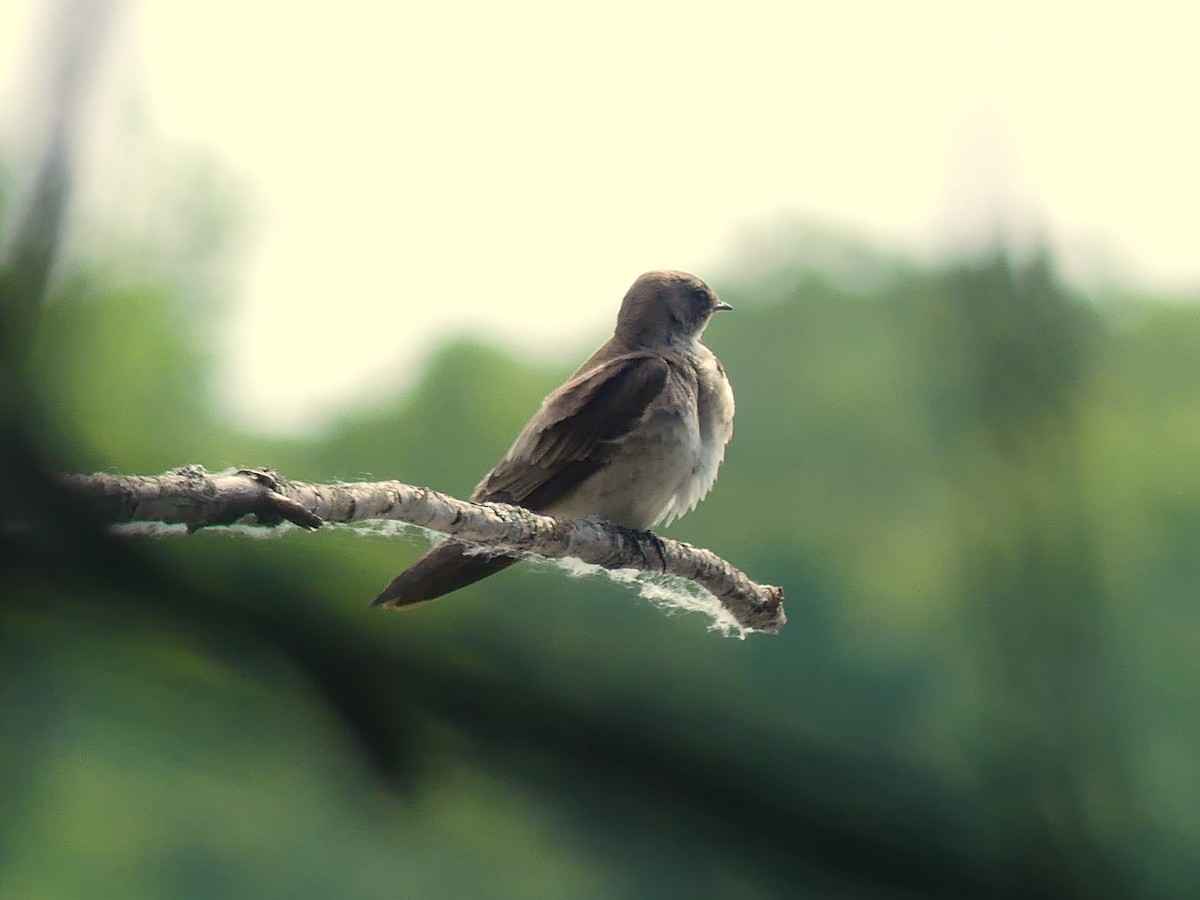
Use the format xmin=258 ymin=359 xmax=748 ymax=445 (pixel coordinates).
xmin=61 ymin=466 xmax=787 ymax=633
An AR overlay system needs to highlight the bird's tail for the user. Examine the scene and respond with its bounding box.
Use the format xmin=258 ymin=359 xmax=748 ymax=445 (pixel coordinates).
xmin=371 ymin=539 xmax=521 ymax=608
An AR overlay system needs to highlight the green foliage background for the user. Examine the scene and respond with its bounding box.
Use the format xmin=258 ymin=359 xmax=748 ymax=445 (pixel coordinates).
xmin=3 ymin=176 xmax=1198 ymax=898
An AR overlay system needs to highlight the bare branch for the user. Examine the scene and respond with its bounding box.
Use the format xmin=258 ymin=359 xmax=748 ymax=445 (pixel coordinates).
xmin=61 ymin=466 xmax=787 ymax=633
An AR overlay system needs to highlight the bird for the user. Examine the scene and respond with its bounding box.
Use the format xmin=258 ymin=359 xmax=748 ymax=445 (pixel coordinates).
xmin=372 ymin=269 xmax=735 ymax=608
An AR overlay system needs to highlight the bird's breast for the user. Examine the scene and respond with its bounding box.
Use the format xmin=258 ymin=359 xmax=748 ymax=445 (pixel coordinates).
xmin=665 ymin=346 xmax=734 ymax=524
xmin=548 ymin=347 xmax=733 ymax=529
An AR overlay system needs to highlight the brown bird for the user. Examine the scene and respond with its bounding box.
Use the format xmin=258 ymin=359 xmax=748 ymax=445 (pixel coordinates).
xmin=372 ymin=270 xmax=735 ymax=607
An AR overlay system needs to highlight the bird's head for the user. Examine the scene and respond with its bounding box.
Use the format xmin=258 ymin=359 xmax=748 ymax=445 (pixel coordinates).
xmin=615 ymin=270 xmax=732 ymax=348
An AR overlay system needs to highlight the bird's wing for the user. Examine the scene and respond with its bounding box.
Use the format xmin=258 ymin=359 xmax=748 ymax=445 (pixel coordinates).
xmin=473 ymin=352 xmax=672 ymax=511
xmin=372 ymin=352 xmax=672 ymax=609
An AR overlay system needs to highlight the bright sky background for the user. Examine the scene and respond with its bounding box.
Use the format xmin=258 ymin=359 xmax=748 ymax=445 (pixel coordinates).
xmin=2 ymin=0 xmax=1198 ymax=432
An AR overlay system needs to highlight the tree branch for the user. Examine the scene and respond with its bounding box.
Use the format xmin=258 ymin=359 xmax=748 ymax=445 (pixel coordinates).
xmin=60 ymin=466 xmax=787 ymax=633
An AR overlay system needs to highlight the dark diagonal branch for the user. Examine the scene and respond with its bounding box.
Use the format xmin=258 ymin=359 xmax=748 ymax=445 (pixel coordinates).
xmin=61 ymin=466 xmax=787 ymax=633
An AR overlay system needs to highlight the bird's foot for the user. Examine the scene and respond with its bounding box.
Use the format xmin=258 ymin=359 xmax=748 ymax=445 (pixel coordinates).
xmin=605 ymin=522 xmax=668 ymax=573
xmin=643 ymin=529 xmax=669 ymax=573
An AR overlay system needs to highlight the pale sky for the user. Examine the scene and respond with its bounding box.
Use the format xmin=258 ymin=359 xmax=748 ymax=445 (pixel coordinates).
xmin=3 ymin=0 xmax=1198 ymax=431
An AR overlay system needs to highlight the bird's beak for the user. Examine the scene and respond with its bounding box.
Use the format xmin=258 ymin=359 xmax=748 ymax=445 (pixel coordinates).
xmin=714 ymin=300 xmax=733 ymax=312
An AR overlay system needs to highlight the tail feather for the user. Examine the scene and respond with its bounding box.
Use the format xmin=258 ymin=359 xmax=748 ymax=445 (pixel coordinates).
xmin=371 ymin=540 xmax=520 ymax=608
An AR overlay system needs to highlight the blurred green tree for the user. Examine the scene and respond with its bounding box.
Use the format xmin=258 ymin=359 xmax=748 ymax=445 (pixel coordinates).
xmin=4 ymin=164 xmax=1199 ymax=898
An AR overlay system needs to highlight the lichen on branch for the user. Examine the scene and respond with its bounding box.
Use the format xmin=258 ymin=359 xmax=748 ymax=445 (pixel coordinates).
xmin=62 ymin=466 xmax=787 ymax=634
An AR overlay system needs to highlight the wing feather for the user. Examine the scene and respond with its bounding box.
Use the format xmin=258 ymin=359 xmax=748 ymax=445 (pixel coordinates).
xmin=473 ymin=353 xmax=671 ymax=511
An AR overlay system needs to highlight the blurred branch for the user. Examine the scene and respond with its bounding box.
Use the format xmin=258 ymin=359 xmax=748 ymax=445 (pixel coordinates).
xmin=0 ymin=0 xmax=120 ymax=372
xmin=61 ymin=466 xmax=787 ymax=633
